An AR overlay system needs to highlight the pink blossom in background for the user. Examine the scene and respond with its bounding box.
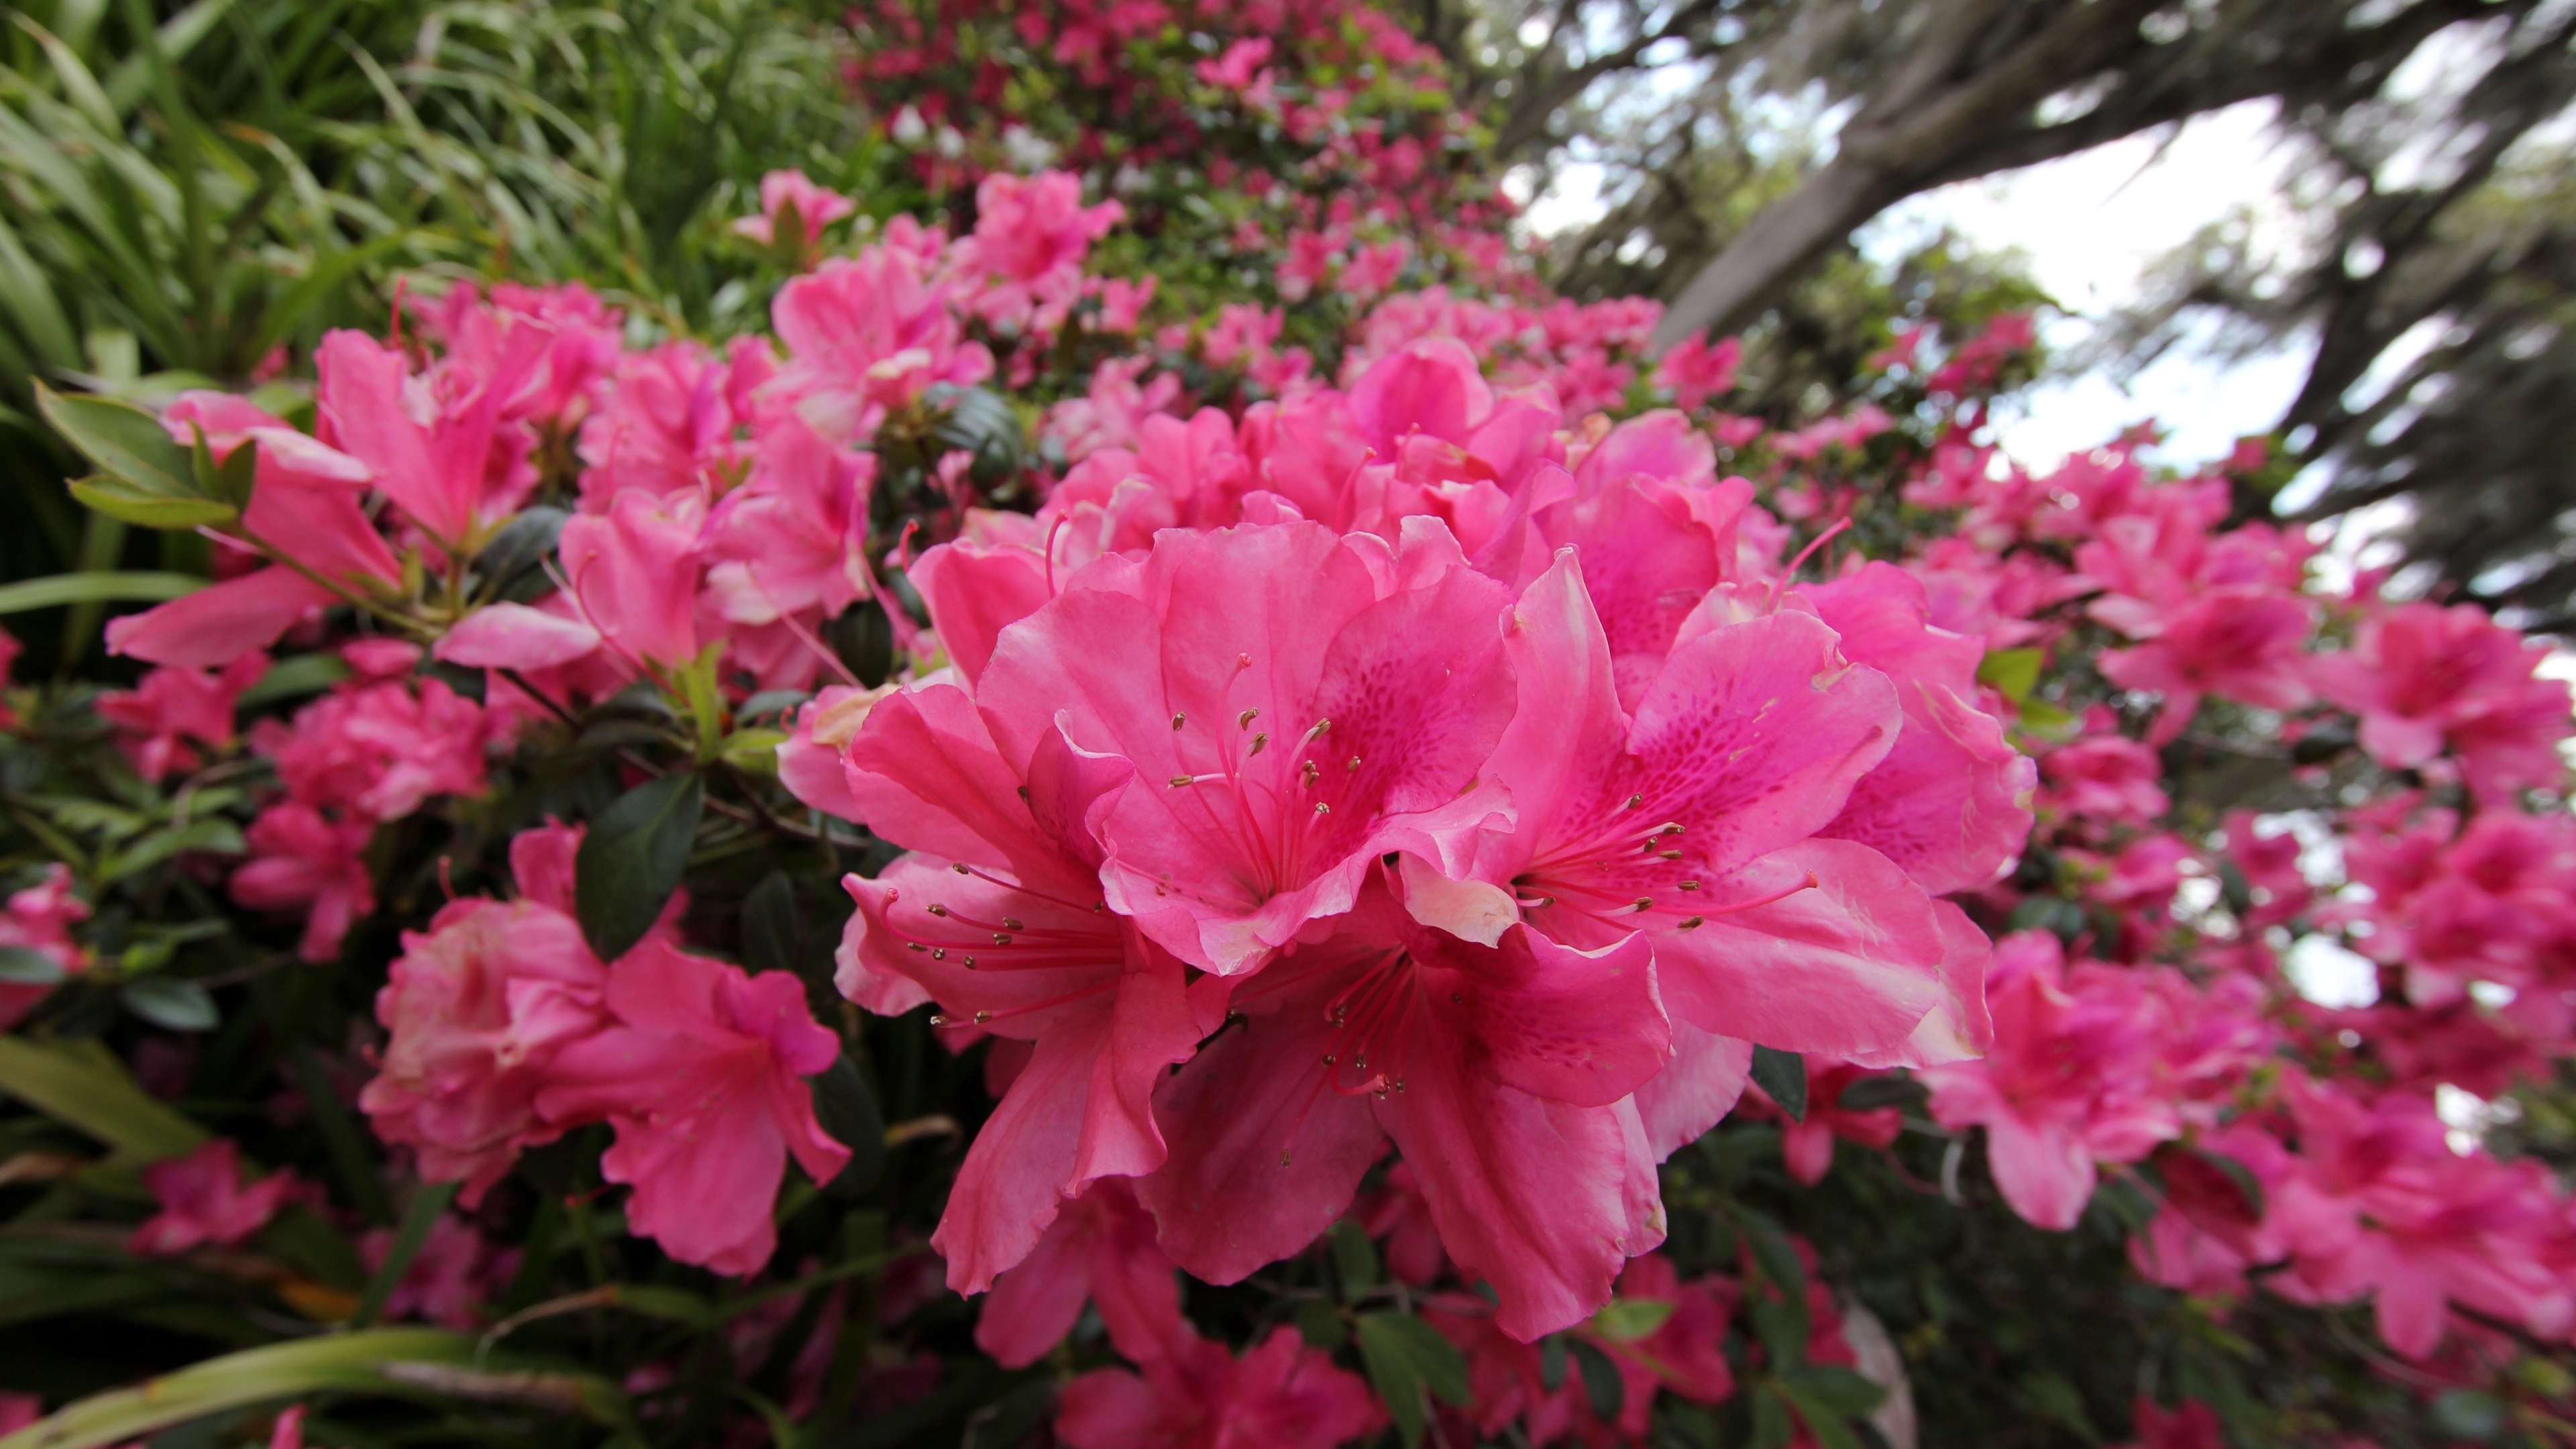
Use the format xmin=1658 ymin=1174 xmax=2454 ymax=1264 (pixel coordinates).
xmin=977 ymin=1178 xmax=1181 ymax=1367
xmin=1057 ymin=1325 xmax=1384 ymax=1449
xmin=358 ymin=1212 xmax=519 ymax=1328
xmin=231 ymin=802 xmax=378 ymax=963
xmin=361 ymin=892 xmax=609 ymax=1203
xmin=97 ymin=655 xmax=268 ymax=780
xmin=731 ymin=169 xmax=857 ymax=249
xmin=131 ymin=1138 xmax=311 ymax=1255
xmin=0 ymin=865 xmax=87 ymax=1030
xmin=1655 ymin=333 xmax=1739 ymax=411
xmin=536 ymin=941 xmax=847 ymax=1275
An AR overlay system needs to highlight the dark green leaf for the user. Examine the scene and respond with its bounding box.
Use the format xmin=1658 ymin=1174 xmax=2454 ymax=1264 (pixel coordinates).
xmin=1776 ymin=1379 xmax=1869 ymax=1449
xmin=1329 ymin=1218 xmax=1379 ymax=1300
xmin=2429 ymin=1389 xmax=2505 ymax=1441
xmin=1833 ymin=1073 xmax=1923 ymax=1111
xmin=474 ymin=505 xmax=569 ymax=604
xmin=36 ymin=382 xmax=193 ymax=500
xmin=1540 ymin=1334 xmax=1568 ymax=1392
xmin=807 ymin=1053 xmax=886 ymax=1195
xmin=1354 ymin=1313 xmax=1428 ymax=1449
xmin=0 ymin=946 xmax=66 ymax=985
xmin=574 ymin=771 xmax=703 ymax=962
xmin=119 ymin=978 xmax=217 ymax=1031
xmin=353 ymin=1181 xmax=460 ymax=1326
xmin=1751 ymin=1045 xmax=1806 ymax=1121
xmin=743 ymin=870 xmax=800 ymax=976
xmin=1356 ymin=1311 xmax=1471 ymax=1449
xmin=1293 ymin=1297 xmax=1347 ymax=1350
xmin=1780 ymin=1366 xmax=1886 ymax=1417
xmin=1568 ymin=1336 xmax=1623 ymax=1422
xmin=1748 ymin=1386 xmax=1794 ymax=1449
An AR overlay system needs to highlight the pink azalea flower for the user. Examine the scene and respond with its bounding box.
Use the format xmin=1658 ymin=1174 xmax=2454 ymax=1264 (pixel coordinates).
xmin=0 ymin=865 xmax=87 ymax=1031
xmin=1799 ymin=561 xmax=2035 ymax=896
xmin=1141 ymin=869 xmax=1669 ymax=1341
xmin=974 ymin=518 xmax=1518 ymax=976
xmin=1921 ymin=934 xmax=2183 ymax=1230
xmin=535 ymin=939 xmax=849 ymax=1276
xmin=769 ymin=244 xmax=994 ymax=441
xmin=231 ymin=803 xmax=377 ymax=963
xmin=360 ymin=888 xmax=609 ymax=1203
xmin=700 ymin=413 xmax=875 ymax=627
xmin=834 ymin=683 xmax=1201 ymax=1291
xmin=2120 ymin=1397 xmax=2226 ymax=1449
xmin=2309 ymin=600 xmax=2573 ymax=802
xmin=576 ymin=337 xmax=766 ymax=504
xmin=977 ymin=1178 xmax=1182 ymax=1367
xmin=256 ymin=676 xmax=492 ymax=821
xmin=357 ymin=1212 xmax=519 ymax=1328
xmin=97 ymin=654 xmax=268 ymax=780
xmin=110 ymin=394 xmax=397 ymax=668
xmin=1056 ymin=1325 xmax=1383 ymax=1449
xmin=2098 ymin=586 xmax=2314 ymax=745
xmin=731 ymin=168 xmax=856 ymax=249
xmin=970 ymin=170 xmax=1125 ymax=286
xmin=1742 ymin=1057 xmax=1905 ymax=1185
xmin=1421 ymin=555 xmax=1955 ymax=1075
xmin=2043 ymin=734 xmax=2169 ymax=826
xmin=131 ymin=1138 xmax=311 ymax=1255
xmin=315 ymin=325 xmax=552 ymax=548
xmin=555 ymin=488 xmax=707 ymax=674
xmin=1655 ymin=333 xmax=1739 ymax=411
xmin=1358 ymin=1160 xmax=1445 ymax=1285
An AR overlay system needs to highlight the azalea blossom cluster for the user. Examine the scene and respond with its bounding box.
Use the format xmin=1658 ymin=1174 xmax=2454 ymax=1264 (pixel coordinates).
xmin=794 ymin=327 xmax=2029 ymax=1350
xmin=4 ymin=127 xmax=2571 ymax=1444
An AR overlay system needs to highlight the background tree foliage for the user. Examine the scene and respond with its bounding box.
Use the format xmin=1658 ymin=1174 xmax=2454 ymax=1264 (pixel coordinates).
xmin=1421 ymin=0 xmax=2576 ymax=629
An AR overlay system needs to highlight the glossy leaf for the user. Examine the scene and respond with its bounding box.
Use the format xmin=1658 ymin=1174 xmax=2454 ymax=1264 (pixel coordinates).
xmin=574 ymin=771 xmax=703 ymax=962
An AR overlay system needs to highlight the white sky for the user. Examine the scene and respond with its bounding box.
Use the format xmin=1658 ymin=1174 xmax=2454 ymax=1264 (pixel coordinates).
xmin=1519 ymin=99 xmax=2320 ymax=474
xmin=1864 ymin=99 xmax=2314 ymax=472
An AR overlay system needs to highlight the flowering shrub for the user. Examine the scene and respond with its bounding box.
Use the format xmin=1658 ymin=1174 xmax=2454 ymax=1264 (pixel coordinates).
xmin=2 ymin=11 xmax=2574 ymax=1449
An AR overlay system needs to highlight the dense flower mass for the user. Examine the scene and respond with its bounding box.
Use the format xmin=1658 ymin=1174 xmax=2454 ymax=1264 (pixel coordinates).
xmin=4 ymin=7 xmax=2574 ymax=1443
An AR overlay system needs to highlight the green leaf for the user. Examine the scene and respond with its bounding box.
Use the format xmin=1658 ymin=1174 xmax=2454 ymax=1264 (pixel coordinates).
xmin=65 ymin=474 xmax=237 ymax=529
xmin=806 ymin=1053 xmax=886 ymax=1196
xmin=1833 ymin=1073 xmax=1923 ymax=1111
xmin=2429 ymin=1389 xmax=2505 ymax=1441
xmin=0 ymin=1035 xmax=205 ymax=1160
xmin=0 ymin=1329 xmax=627 ymax=1449
xmin=0 ymin=947 xmax=65 ymax=985
xmin=1780 ymin=1365 xmax=1886 ymax=1417
xmin=1748 ymin=1386 xmax=1794 ymax=1449
xmin=117 ymin=978 xmax=217 ymax=1031
xmin=0 ymin=570 xmax=200 ymax=616
xmin=1591 ymin=1297 xmax=1677 ymax=1342
xmin=353 ymin=1181 xmax=460 ymax=1326
xmin=235 ymin=651 xmax=353 ymax=708
xmin=574 ymin=771 xmax=703 ymax=962
xmin=1776 ymin=1379 xmax=1868 ymax=1449
xmin=35 ymin=383 xmax=204 ymax=506
xmin=1976 ymin=647 xmax=2044 ymax=702
xmin=1356 ymin=1312 xmax=1470 ymax=1448
xmin=1568 ymin=1336 xmax=1623 ymax=1422
xmin=1751 ymin=1044 xmax=1807 ymax=1122
xmin=742 ymin=870 xmax=800 ymax=975
xmin=1540 ymin=1334 xmax=1568 ymax=1392
xmin=1293 ymin=1297 xmax=1347 ymax=1350
xmin=472 ymin=504 xmax=568 ymax=604
xmin=1330 ymin=1218 xmax=1380 ymax=1300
